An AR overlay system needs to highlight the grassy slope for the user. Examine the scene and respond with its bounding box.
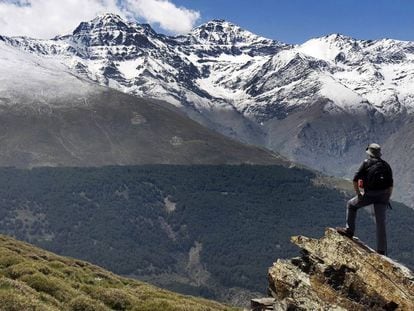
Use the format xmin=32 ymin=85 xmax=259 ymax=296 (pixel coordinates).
xmin=0 ymin=235 xmax=236 ymax=311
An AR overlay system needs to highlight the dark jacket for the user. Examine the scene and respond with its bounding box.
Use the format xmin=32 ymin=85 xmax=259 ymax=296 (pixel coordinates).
xmin=353 ymin=157 xmax=393 ymax=191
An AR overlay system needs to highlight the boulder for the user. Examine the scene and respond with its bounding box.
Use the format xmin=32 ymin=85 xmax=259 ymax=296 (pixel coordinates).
xmin=268 ymin=228 xmax=414 ymax=310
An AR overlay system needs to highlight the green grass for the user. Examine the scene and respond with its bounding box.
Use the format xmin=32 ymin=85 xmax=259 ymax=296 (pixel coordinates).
xmin=0 ymin=235 xmax=238 ymax=311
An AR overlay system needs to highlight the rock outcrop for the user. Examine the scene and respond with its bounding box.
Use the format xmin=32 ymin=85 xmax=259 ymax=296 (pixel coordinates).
xmin=266 ymin=228 xmax=414 ymax=310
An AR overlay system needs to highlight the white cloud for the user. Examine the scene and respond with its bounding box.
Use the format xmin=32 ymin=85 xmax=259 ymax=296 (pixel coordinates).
xmin=125 ymin=0 xmax=200 ymax=34
xmin=0 ymin=0 xmax=200 ymax=39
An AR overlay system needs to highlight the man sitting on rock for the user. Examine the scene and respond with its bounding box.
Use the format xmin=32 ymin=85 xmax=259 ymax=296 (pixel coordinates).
xmin=337 ymin=143 xmax=393 ymax=255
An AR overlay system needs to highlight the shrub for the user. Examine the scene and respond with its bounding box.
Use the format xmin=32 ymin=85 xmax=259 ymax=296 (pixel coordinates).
xmin=0 ymin=255 xmax=24 ymax=269
xmin=88 ymin=287 xmax=133 ymax=310
xmin=22 ymin=273 xmax=59 ymax=294
xmin=5 ymin=263 xmax=38 ymax=279
xmin=49 ymin=260 xmax=66 ymax=270
xmin=0 ymin=291 xmax=45 ymax=311
xmin=66 ymin=296 xmax=108 ymax=311
xmin=21 ymin=273 xmax=74 ymax=302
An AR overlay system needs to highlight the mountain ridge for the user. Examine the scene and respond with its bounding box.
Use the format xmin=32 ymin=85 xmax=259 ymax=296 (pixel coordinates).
xmin=0 ymin=39 xmax=285 ymax=168
xmin=2 ymin=13 xmax=414 ymax=206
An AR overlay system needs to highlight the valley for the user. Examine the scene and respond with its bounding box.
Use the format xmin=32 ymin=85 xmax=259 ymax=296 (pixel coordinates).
xmin=0 ymin=165 xmax=412 ymax=305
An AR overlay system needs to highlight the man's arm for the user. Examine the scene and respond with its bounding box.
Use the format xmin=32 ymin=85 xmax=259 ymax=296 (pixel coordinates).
xmin=353 ymin=181 xmax=363 ymax=198
xmin=353 ymin=160 xmax=367 ymax=198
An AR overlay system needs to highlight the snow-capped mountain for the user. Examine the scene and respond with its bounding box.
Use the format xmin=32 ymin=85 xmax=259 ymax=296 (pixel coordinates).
xmin=4 ymin=13 xmax=414 ymax=118
xmin=2 ymin=13 xmax=414 ymax=205
xmin=0 ymin=37 xmax=284 ymax=168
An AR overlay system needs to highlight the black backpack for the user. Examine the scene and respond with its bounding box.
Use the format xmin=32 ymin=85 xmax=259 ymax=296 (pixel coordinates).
xmin=365 ymin=159 xmax=393 ymax=190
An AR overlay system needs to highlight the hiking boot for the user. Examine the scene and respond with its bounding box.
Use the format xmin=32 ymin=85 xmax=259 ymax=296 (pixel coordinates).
xmin=336 ymin=227 xmax=354 ymax=238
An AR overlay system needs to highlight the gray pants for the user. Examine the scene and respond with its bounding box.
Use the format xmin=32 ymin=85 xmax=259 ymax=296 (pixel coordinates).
xmin=346 ymin=189 xmax=391 ymax=254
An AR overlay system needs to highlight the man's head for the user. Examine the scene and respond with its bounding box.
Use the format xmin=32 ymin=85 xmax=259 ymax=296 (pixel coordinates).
xmin=366 ymin=143 xmax=382 ymax=158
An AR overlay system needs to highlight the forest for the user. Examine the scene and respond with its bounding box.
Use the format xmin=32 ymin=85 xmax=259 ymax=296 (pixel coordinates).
xmin=0 ymin=165 xmax=412 ymax=299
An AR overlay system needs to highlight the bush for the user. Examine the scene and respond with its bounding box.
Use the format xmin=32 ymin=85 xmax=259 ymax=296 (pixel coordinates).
xmin=20 ymin=273 xmax=73 ymax=302
xmin=132 ymin=300 xmax=178 ymax=311
xmin=88 ymin=287 xmax=133 ymax=310
xmin=0 ymin=255 xmax=24 ymax=269
xmin=66 ymin=296 xmax=108 ymax=311
xmin=5 ymin=263 xmax=38 ymax=279
xmin=0 ymin=291 xmax=45 ymax=311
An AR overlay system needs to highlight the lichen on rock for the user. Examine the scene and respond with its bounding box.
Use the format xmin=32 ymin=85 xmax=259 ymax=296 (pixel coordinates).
xmin=267 ymin=228 xmax=414 ymax=310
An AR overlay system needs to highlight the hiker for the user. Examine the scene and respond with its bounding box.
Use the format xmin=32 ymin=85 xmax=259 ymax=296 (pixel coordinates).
xmin=337 ymin=143 xmax=393 ymax=255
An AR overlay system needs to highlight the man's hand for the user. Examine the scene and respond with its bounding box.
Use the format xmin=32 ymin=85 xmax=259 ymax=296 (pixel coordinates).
xmin=353 ymin=180 xmax=363 ymax=200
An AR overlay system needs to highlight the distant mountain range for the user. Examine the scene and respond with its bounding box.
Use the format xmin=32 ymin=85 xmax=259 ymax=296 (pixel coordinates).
xmin=1 ymin=13 xmax=414 ymax=205
xmin=0 ymin=37 xmax=283 ymax=167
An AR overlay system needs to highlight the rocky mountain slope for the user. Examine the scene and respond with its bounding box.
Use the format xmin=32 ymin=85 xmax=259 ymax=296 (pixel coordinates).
xmin=0 ymin=39 xmax=284 ymax=167
xmin=266 ymin=228 xmax=414 ymax=310
xmin=2 ymin=13 xmax=414 ymax=205
xmin=0 ymin=234 xmax=236 ymax=311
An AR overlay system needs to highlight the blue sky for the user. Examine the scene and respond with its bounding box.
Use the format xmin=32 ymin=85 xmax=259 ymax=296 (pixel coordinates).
xmin=171 ymin=0 xmax=414 ymax=44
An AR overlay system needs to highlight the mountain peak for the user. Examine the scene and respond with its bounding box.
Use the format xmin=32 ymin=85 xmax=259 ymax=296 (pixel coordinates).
xmin=73 ymin=12 xmax=130 ymax=34
xmin=188 ymin=19 xmax=273 ymax=45
xmin=71 ymin=13 xmax=158 ymax=48
xmin=323 ymin=33 xmax=355 ymax=41
xmin=210 ymin=19 xmax=227 ymax=24
xmin=93 ymin=12 xmax=125 ymax=22
xmin=298 ymin=33 xmax=362 ymax=62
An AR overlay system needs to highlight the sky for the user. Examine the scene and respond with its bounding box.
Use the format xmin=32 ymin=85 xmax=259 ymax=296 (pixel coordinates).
xmin=0 ymin=0 xmax=413 ymax=43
